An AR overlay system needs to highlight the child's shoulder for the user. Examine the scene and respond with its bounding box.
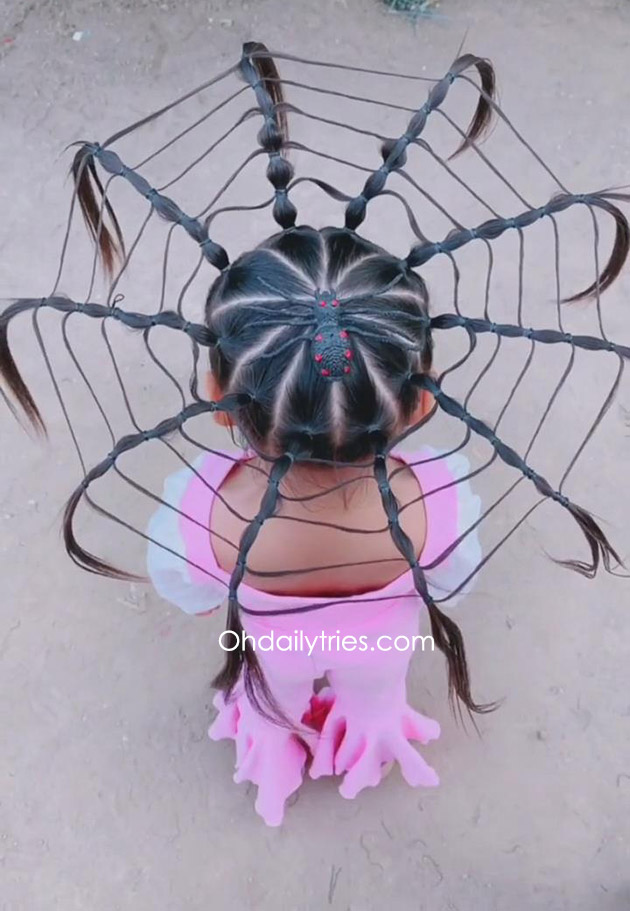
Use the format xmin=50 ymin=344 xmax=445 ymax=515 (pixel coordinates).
xmin=391 ymin=444 xmax=483 ymax=605
xmin=145 ymin=449 xmax=250 ymax=616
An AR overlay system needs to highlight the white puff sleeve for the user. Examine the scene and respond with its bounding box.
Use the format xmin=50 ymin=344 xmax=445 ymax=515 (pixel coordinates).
xmin=424 ymin=450 xmax=483 ymax=607
xmin=146 ymin=457 xmax=227 ymax=616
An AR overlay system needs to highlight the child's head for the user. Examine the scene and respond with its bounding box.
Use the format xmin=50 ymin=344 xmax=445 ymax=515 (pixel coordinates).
xmin=3 ymin=40 xmax=626 ymax=728
xmin=204 ymin=225 xmax=434 ymax=462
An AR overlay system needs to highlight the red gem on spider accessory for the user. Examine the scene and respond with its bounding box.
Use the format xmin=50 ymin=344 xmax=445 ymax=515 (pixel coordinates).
xmin=315 ymin=333 xmax=323 ymax=341
xmin=332 ymin=299 xmax=339 ymax=307
xmin=321 ymin=368 xmax=330 ymax=377
xmin=345 ymin=349 xmax=353 ymax=359
xmin=320 ymin=300 xmax=327 ymax=307
xmin=314 ymin=353 xmax=323 ymax=363
xmin=339 ymin=330 xmax=348 ymax=339
xmin=344 ymin=365 xmax=351 ymax=374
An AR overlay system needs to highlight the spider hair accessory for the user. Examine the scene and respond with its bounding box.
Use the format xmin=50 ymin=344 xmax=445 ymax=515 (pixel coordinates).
xmin=311 ymin=290 xmax=354 ymax=379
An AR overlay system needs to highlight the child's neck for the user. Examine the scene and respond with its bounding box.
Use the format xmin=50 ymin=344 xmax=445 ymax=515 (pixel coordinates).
xmin=250 ymin=454 xmax=390 ymax=506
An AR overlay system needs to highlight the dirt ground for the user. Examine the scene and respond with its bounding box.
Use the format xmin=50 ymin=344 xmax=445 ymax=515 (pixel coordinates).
xmin=1 ymin=0 xmax=630 ymax=909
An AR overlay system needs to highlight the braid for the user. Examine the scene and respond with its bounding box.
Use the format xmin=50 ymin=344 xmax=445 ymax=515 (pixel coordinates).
xmin=406 ymin=193 xmax=630 ymax=300
xmin=430 ymin=313 xmax=630 ymax=358
xmin=0 ymin=296 xmax=217 ymax=433
xmin=372 ymin=437 xmax=492 ymax=715
xmin=344 ymin=54 xmax=495 ymax=231
xmin=240 ymin=42 xmax=297 ymax=230
xmin=412 ymin=374 xmax=622 ymax=577
xmin=212 ymin=449 xmax=301 ymax=722
xmin=76 ymin=144 xmax=230 ymax=271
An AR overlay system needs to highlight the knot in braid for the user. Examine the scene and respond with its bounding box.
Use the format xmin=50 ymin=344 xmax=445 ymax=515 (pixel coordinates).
xmin=240 ymin=41 xmax=297 ymax=230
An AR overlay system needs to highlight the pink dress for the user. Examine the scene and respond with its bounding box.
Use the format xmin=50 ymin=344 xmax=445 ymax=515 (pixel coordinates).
xmin=147 ymin=445 xmax=482 ymax=825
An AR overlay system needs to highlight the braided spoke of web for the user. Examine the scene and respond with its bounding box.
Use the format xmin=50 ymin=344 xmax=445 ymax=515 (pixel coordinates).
xmin=372 ymin=441 xmax=490 ymax=717
xmin=409 ymin=372 xmax=566 ymax=509
xmin=406 ymin=194 xmax=573 ymax=267
xmin=410 ymin=192 xmax=630 ymax=303
xmin=2 ymin=296 xmax=217 ymax=347
xmin=396 ymin=332 xmax=539 ymax=536
xmin=393 ymin=330 xmax=536 ymax=530
xmin=278 ymin=143 xmax=473 ymax=267
xmin=411 ymin=373 xmax=623 ymax=576
xmin=393 ymin=204 xmax=620 ymax=521
xmin=226 ymin=451 xmax=295 ymax=604
xmin=429 ymin=314 xmax=629 ymax=358
xmin=239 ymin=44 xmax=297 ymax=229
xmin=343 ymin=54 xmax=493 ymax=231
xmin=85 ymin=144 xmax=230 ymax=271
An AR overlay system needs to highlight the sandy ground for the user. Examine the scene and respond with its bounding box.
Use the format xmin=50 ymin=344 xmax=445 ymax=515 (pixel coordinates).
xmin=1 ymin=0 xmax=630 ymax=908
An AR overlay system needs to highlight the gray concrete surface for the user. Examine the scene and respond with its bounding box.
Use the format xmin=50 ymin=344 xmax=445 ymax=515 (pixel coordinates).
xmin=1 ymin=0 xmax=630 ymax=908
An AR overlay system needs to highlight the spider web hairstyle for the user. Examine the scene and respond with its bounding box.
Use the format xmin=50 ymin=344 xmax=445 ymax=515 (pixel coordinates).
xmin=1 ymin=41 xmax=629 ymax=724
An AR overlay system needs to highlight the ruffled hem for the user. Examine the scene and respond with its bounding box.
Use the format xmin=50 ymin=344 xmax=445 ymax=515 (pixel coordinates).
xmin=208 ymin=682 xmax=440 ymax=826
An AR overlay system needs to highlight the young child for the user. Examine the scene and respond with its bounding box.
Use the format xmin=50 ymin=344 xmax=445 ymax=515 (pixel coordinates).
xmin=145 ymin=224 xmax=483 ymax=825
xmin=1 ymin=42 xmax=627 ymax=828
